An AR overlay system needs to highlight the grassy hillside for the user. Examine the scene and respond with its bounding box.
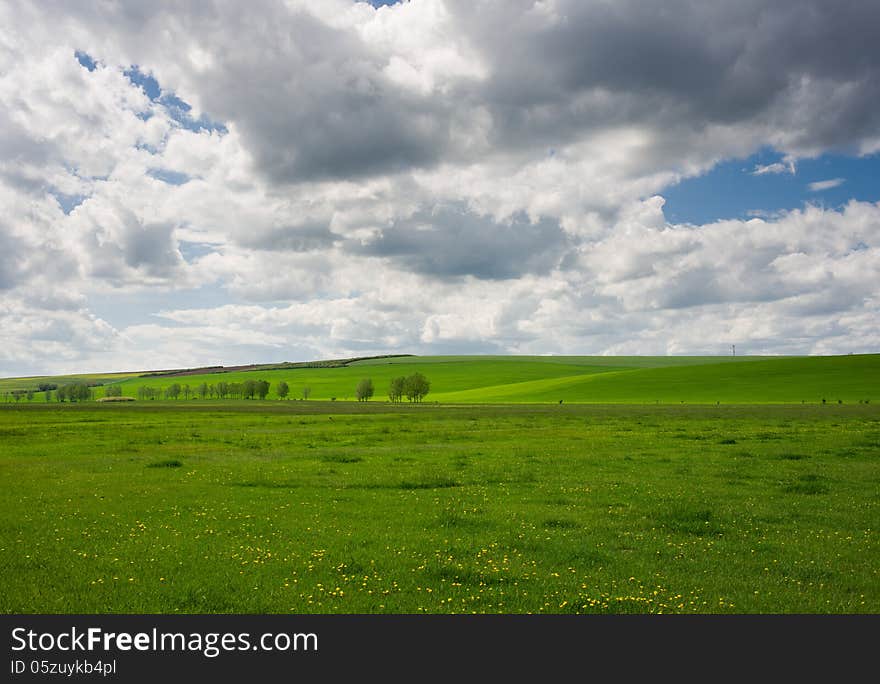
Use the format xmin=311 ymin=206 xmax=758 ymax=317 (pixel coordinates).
xmin=349 ymin=354 xmax=779 ymax=368
xmin=2 ymin=354 xmax=877 ymax=404
xmin=0 ymin=371 xmax=141 ymax=394
xmin=112 ymin=359 xmax=618 ymax=401
xmin=433 ymin=355 xmax=880 ymax=404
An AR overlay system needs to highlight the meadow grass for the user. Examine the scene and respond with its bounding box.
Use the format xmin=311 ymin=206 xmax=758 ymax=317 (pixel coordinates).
xmin=5 ymin=355 xmax=876 ymax=404
xmin=112 ymin=358 xmax=615 ymax=401
xmin=11 ymin=353 xmax=859 ymax=404
xmin=1 ymin=401 xmax=877 ymax=614
xmin=0 ymin=371 xmax=141 ymax=394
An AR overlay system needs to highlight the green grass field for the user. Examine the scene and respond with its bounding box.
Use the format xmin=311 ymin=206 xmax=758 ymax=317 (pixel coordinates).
xmin=16 ymin=353 xmax=868 ymax=404
xmin=0 ymin=355 xmax=878 ymax=614
xmin=1 ymin=400 xmax=878 ymax=614
xmin=0 ymin=371 xmax=142 ymax=395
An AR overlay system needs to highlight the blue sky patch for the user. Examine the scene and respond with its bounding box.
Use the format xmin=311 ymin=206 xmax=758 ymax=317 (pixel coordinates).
xmin=124 ymin=65 xmax=161 ymax=100
xmin=661 ymin=149 xmax=880 ymax=224
xmin=124 ymin=64 xmax=227 ymax=134
xmin=177 ymin=240 xmax=217 ymax=264
xmin=74 ymin=50 xmax=97 ymax=71
xmin=178 ymin=241 xmax=219 ymax=263
xmin=148 ymin=168 xmax=192 ymax=185
xmin=88 ymin=285 xmax=232 ymax=329
xmin=50 ymin=191 xmax=88 ymax=215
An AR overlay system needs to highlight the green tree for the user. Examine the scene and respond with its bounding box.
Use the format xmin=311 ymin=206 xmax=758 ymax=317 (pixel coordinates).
xmin=356 ymin=378 xmax=374 ymax=401
xmin=302 ymin=386 xmax=311 ymax=400
xmin=104 ymin=385 xmax=123 ymax=398
xmin=404 ymin=373 xmax=430 ymax=402
xmin=197 ymin=382 xmax=208 ymax=399
xmin=26 ymin=390 xmax=34 ymax=401
xmin=60 ymin=382 xmax=91 ymax=402
xmin=256 ymin=380 xmax=270 ymax=400
xmin=277 ymin=381 xmax=289 ymax=400
xmin=388 ymin=376 xmax=406 ymax=402
xmin=243 ymin=380 xmax=257 ymax=399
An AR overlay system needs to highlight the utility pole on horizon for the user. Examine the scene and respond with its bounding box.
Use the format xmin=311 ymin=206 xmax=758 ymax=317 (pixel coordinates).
xmin=732 ymin=344 xmax=736 ymax=357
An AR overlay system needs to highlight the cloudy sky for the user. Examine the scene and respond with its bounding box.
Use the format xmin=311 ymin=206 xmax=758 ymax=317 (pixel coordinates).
xmin=1 ymin=0 xmax=879 ymax=375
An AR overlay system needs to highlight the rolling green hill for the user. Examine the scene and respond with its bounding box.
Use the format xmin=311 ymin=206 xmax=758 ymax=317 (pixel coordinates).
xmin=116 ymin=354 xmax=878 ymax=404
xmin=112 ymin=359 xmax=620 ymax=401
xmin=2 ymin=354 xmax=877 ymax=404
xmin=432 ymin=355 xmax=878 ymax=404
xmin=0 ymin=371 xmax=141 ymax=395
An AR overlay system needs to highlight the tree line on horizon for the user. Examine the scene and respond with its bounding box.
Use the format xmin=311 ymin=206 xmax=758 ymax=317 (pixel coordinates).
xmin=3 ymin=373 xmax=432 ymax=403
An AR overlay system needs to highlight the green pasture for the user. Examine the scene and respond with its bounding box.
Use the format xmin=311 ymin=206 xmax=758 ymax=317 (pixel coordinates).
xmin=1 ymin=401 xmax=878 ymax=614
xmin=0 ymin=371 xmax=141 ymax=395
xmin=100 ymin=354 xmax=879 ymax=404
xmin=2 ymin=355 xmax=876 ymax=405
xmin=113 ymin=358 xmax=612 ymax=401
xmin=348 ymin=354 xmax=780 ymax=368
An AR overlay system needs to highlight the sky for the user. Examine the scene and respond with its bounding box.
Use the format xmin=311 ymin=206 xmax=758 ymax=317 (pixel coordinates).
xmin=1 ymin=0 xmax=879 ymax=376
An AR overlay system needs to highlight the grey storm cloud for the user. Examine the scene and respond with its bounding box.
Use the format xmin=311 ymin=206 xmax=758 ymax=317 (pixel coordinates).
xmin=158 ymin=5 xmax=452 ymax=183
xmin=351 ymin=206 xmax=571 ymax=280
xmin=223 ymin=0 xmax=876 ymax=178
xmin=33 ymin=0 xmax=880 ymax=182
xmin=77 ymin=205 xmax=184 ymax=282
xmin=122 ymin=220 xmax=181 ymax=276
xmin=449 ymin=0 xmax=880 ymax=154
xmin=236 ymin=221 xmax=340 ymax=252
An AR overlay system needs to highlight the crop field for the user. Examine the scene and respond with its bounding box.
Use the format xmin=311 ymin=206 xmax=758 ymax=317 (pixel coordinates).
xmin=1 ymin=395 xmax=878 ymax=614
xmin=10 ymin=353 xmax=869 ymax=405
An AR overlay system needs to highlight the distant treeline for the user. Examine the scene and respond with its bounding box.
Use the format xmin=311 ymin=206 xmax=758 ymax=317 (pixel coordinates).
xmin=134 ymin=373 xmax=431 ymax=402
xmin=137 ymin=380 xmax=272 ymax=400
xmin=3 ymin=380 xmax=105 ymax=403
xmin=139 ymin=354 xmax=415 ymax=378
xmin=2 ymin=372 xmax=432 ymax=404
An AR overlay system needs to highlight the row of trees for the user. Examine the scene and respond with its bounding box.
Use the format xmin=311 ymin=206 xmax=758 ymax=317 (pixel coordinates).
xmin=356 ymin=374 xmax=431 ymax=402
xmin=388 ymin=373 xmax=430 ymax=402
xmin=3 ymin=381 xmax=100 ymax=402
xmin=52 ymin=382 xmax=95 ymax=402
xmin=137 ymin=379 xmax=275 ymax=401
xmin=4 ymin=374 xmax=431 ymax=403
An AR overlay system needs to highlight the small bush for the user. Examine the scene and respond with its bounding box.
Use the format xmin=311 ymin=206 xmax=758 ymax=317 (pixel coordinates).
xmin=146 ymin=459 xmax=183 ymax=468
xmin=784 ymin=475 xmax=830 ymax=495
xmin=320 ymin=454 xmax=363 ymax=463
